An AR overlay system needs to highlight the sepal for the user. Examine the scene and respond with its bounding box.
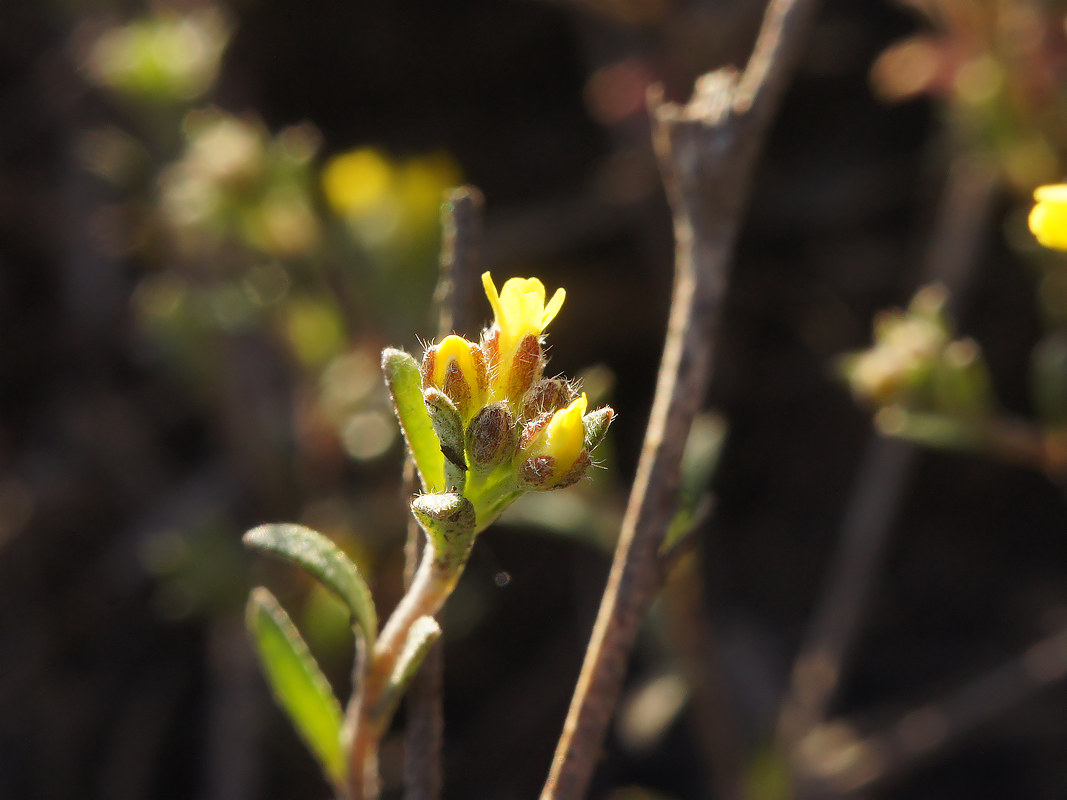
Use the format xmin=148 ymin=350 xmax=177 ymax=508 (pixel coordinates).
xmin=411 ymin=492 xmax=477 ymax=570
xmin=466 ymin=402 xmax=516 ymax=474
xmin=423 ymin=388 xmax=467 ymax=491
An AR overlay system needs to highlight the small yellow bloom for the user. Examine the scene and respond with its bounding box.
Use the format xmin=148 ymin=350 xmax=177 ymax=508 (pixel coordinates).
xmin=519 ymin=394 xmax=590 ymax=489
xmin=422 ymin=334 xmax=487 ymax=420
xmin=322 ymin=148 xmax=393 ymax=218
xmin=540 ymin=393 xmax=587 ymax=464
xmin=1029 ymin=183 xmax=1067 ymax=251
xmin=481 ymin=272 xmax=565 ymax=401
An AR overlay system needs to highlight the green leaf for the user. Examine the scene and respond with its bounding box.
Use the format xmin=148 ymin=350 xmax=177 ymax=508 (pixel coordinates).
xmin=382 ymin=348 xmax=445 ymax=493
xmin=244 ymin=523 xmax=377 ymax=647
xmin=246 ymin=587 xmax=346 ymax=787
xmin=375 ymin=615 xmax=442 ymax=723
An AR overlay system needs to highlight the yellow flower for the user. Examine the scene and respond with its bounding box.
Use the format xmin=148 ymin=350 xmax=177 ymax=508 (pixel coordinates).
xmin=1029 ymin=184 xmax=1067 ymax=251
xmin=322 ymin=148 xmax=393 ymax=218
xmin=481 ymin=272 xmax=565 ymax=402
xmin=518 ymin=393 xmax=591 ymax=490
xmin=421 ymin=334 xmax=487 ymax=420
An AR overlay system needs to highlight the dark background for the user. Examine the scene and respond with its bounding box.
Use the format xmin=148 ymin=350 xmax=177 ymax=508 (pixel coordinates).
xmin=3 ymin=1 xmax=1067 ymax=799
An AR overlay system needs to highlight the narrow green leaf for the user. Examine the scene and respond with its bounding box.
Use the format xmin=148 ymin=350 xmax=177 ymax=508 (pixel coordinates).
xmin=247 ymin=587 xmax=346 ymax=787
xmin=382 ymin=348 xmax=445 ymax=493
xmin=375 ymin=615 xmax=442 ymax=723
xmin=244 ymin=523 xmax=377 ymax=647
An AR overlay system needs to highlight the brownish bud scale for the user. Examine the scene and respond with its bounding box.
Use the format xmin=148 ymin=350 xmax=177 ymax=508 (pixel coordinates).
xmin=480 ymin=327 xmax=500 ymax=370
xmin=506 ymin=334 xmax=544 ymax=401
xmin=465 ymin=402 xmax=516 ymax=473
xmin=518 ymin=455 xmax=554 ymax=489
xmin=522 ymin=378 xmax=573 ymax=419
xmin=519 ymin=412 xmax=553 ymax=451
xmin=582 ymin=406 xmax=614 ymax=451
xmin=420 ymin=348 xmax=436 ymax=388
xmin=441 ymin=361 xmax=472 ymax=416
xmin=518 ymin=449 xmax=591 ymax=491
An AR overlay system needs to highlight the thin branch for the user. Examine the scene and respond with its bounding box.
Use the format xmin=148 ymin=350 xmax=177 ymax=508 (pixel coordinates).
xmin=402 ymin=186 xmax=484 ymax=800
xmin=539 ymin=2 xmax=821 ymax=797
xmin=792 ymin=622 xmax=1067 ymax=796
xmin=778 ymin=156 xmax=1000 ymax=749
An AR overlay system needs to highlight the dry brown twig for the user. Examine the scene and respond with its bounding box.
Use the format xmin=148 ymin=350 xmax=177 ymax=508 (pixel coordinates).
xmin=539 ymin=1 xmax=822 ymax=797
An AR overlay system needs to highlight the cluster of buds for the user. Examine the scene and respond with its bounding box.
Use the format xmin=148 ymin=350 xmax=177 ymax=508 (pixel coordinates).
xmin=420 ymin=273 xmax=613 ymax=497
xmin=841 ymin=284 xmax=992 ymax=420
xmin=383 ymin=273 xmax=613 ymax=571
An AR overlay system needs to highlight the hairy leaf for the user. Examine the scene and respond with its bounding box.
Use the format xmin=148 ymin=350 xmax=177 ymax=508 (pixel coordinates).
xmin=244 ymin=523 xmax=377 ymax=646
xmin=247 ymin=588 xmax=346 ymax=786
xmin=382 ymin=348 xmax=445 ymax=493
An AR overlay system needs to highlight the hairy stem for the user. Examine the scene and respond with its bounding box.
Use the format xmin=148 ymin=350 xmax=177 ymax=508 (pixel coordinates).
xmin=346 ymin=549 xmax=458 ymax=800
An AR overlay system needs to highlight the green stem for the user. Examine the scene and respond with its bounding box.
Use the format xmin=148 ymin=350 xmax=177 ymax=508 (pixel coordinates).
xmin=344 ymin=542 xmax=467 ymax=799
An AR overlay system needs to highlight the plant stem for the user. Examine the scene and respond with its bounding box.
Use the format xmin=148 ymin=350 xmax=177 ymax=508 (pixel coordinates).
xmin=346 ymin=547 xmax=460 ymax=800
xmin=540 ymin=1 xmax=820 ymax=797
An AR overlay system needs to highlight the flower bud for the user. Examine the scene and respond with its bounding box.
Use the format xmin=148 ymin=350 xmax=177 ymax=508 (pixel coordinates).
xmin=517 ymin=394 xmax=592 ymax=490
xmin=420 ymin=335 xmax=487 ymax=420
xmin=465 ymin=402 xmax=516 ymax=474
xmin=583 ymin=405 xmax=615 ymax=451
xmin=423 ymin=388 xmax=467 ymax=491
xmin=411 ymin=492 xmax=476 ymax=568
xmin=522 ymin=378 xmax=573 ymax=419
xmin=506 ymin=334 xmax=544 ymax=401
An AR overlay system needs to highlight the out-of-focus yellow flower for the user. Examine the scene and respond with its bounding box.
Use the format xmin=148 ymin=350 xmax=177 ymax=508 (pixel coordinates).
xmin=321 ymin=149 xmax=393 ymax=217
xmin=518 ymin=393 xmax=591 ymax=490
xmin=1030 ymin=184 xmax=1067 ymax=251
xmin=421 ymin=335 xmax=488 ymax=420
xmin=481 ymin=272 xmax=565 ymax=402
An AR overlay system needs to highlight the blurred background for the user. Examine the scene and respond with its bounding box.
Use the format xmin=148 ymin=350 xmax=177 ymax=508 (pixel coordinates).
xmin=5 ymin=0 xmax=1067 ymax=798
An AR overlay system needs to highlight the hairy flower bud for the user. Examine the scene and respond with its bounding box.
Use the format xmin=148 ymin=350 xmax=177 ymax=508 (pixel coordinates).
xmin=411 ymin=492 xmax=476 ymax=568
xmin=522 ymin=378 xmax=573 ymax=419
xmin=517 ymin=394 xmax=592 ymax=490
xmin=421 ymin=334 xmax=487 ymax=420
xmin=465 ymin=402 xmax=516 ymax=474
xmin=506 ymin=334 xmax=544 ymax=402
xmin=582 ymin=405 xmax=615 ymax=451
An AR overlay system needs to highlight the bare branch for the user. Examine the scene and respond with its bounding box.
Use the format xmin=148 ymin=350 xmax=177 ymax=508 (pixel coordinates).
xmin=539 ymin=1 xmax=821 ymax=797
xmin=403 ymin=186 xmax=485 ymax=800
xmin=793 ymin=623 xmax=1067 ymax=796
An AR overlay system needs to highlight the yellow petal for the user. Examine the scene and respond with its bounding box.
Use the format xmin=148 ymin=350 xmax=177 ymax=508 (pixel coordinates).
xmin=1030 ymin=194 xmax=1067 ymax=251
xmin=544 ymin=393 xmax=588 ymax=463
xmin=542 ymin=288 xmax=566 ymax=330
xmin=500 ymin=277 xmax=546 ymax=335
xmin=481 ymin=272 xmax=503 ymax=327
xmin=1034 ymin=183 xmax=1067 ymax=203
